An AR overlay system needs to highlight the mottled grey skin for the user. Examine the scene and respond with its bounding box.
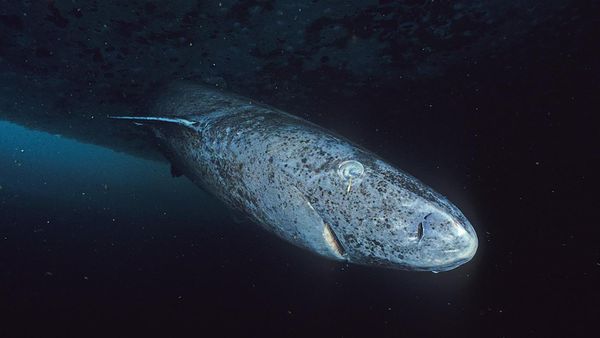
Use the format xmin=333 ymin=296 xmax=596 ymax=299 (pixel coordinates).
xmin=114 ymin=82 xmax=478 ymax=272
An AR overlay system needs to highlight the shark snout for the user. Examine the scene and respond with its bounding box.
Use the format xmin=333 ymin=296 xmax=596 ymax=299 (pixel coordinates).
xmin=417 ymin=211 xmax=478 ymax=271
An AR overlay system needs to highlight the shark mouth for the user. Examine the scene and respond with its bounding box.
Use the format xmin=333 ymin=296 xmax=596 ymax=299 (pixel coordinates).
xmin=322 ymin=222 xmax=345 ymax=258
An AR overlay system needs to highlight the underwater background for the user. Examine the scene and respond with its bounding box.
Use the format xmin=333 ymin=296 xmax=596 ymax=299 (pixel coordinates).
xmin=0 ymin=1 xmax=598 ymax=337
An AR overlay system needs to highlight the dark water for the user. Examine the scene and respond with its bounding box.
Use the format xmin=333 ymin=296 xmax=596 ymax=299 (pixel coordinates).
xmin=1 ymin=1 xmax=598 ymax=337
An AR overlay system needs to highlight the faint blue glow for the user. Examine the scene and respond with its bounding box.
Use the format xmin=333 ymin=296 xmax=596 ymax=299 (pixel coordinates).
xmin=0 ymin=120 xmax=210 ymax=213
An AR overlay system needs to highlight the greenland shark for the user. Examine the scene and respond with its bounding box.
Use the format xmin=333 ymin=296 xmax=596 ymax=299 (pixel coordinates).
xmin=0 ymin=0 xmax=583 ymax=272
xmin=111 ymin=82 xmax=478 ymax=272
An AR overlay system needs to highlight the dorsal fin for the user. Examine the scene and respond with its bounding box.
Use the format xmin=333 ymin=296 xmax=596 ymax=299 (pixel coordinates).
xmin=108 ymin=115 xmax=198 ymax=128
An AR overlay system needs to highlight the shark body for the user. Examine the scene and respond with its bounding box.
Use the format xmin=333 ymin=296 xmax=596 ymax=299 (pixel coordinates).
xmin=113 ymin=82 xmax=478 ymax=271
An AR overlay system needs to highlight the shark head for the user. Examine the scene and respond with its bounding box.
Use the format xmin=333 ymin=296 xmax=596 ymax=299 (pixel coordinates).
xmin=307 ymin=156 xmax=478 ymax=272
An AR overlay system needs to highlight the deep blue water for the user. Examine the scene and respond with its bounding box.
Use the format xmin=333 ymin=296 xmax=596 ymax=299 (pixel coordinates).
xmin=1 ymin=1 xmax=598 ymax=337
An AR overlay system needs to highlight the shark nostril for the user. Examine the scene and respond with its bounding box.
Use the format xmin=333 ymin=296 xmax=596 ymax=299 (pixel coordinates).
xmin=417 ymin=222 xmax=424 ymax=241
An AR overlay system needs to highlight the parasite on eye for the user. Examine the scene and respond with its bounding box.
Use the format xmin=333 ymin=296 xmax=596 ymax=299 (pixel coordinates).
xmin=338 ymin=160 xmax=364 ymax=192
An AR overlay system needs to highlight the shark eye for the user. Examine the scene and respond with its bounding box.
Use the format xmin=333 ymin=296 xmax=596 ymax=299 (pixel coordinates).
xmin=338 ymin=160 xmax=364 ymax=180
xmin=338 ymin=160 xmax=365 ymax=193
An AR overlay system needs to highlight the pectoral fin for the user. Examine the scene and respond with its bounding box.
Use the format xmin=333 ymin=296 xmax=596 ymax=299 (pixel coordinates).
xmin=262 ymin=185 xmax=346 ymax=260
xmin=323 ymin=222 xmax=345 ymax=257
